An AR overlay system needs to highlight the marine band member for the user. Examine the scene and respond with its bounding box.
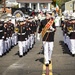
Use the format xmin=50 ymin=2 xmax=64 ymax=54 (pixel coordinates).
xmin=38 ymin=11 xmax=56 ymax=66
xmin=17 ymin=21 xmax=26 ymax=57
xmin=0 ymin=20 xmax=4 ymax=56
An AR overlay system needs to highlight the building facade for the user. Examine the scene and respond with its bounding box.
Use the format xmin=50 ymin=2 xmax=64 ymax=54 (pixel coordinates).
xmin=65 ymin=0 xmax=75 ymax=12
xmin=16 ymin=0 xmax=52 ymax=12
xmin=0 ymin=0 xmax=18 ymax=13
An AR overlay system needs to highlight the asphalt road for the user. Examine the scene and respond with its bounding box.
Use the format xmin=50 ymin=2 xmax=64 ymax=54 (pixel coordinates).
xmin=52 ymin=27 xmax=75 ymax=75
xmin=0 ymin=27 xmax=75 ymax=75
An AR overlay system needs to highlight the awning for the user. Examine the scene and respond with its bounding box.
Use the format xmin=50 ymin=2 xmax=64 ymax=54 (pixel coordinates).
xmin=16 ymin=0 xmax=52 ymax=3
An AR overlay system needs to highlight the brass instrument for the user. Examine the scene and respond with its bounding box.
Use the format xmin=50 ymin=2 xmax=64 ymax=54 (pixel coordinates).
xmin=67 ymin=26 xmax=73 ymax=32
xmin=67 ymin=25 xmax=73 ymax=34
xmin=14 ymin=27 xmax=19 ymax=33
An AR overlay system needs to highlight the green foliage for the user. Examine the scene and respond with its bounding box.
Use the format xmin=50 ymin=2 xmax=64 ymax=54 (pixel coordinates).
xmin=0 ymin=0 xmax=2 ymax=2
xmin=56 ymin=0 xmax=63 ymax=8
xmin=52 ymin=0 xmax=56 ymax=7
xmin=52 ymin=0 xmax=71 ymax=8
xmin=0 ymin=0 xmax=2 ymax=4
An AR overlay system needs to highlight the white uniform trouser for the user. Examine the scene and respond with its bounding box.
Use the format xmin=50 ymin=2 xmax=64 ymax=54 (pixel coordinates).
xmin=18 ymin=41 xmax=26 ymax=56
xmin=70 ymin=39 xmax=75 ymax=54
xmin=11 ymin=34 xmax=15 ymax=46
xmin=0 ymin=39 xmax=3 ymax=56
xmin=7 ymin=37 xmax=12 ymax=50
xmin=27 ymin=36 xmax=31 ymax=49
xmin=24 ymin=41 xmax=27 ymax=53
xmin=5 ymin=38 xmax=9 ymax=51
xmin=43 ymin=41 xmax=54 ymax=64
xmin=5 ymin=40 xmax=8 ymax=52
xmin=3 ymin=41 xmax=6 ymax=54
xmin=9 ymin=37 xmax=12 ymax=49
xmin=30 ymin=34 xmax=34 ymax=48
xmin=63 ymin=34 xmax=67 ymax=44
xmin=14 ymin=33 xmax=18 ymax=45
xmin=25 ymin=38 xmax=28 ymax=52
xmin=66 ymin=36 xmax=71 ymax=50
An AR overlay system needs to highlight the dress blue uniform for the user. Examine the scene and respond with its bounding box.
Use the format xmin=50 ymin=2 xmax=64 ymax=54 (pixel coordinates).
xmin=0 ymin=21 xmax=4 ymax=56
xmin=38 ymin=12 xmax=56 ymax=66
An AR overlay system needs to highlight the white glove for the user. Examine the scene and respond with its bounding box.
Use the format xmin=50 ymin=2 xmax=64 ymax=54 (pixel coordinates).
xmin=25 ymin=38 xmax=27 ymax=40
xmin=37 ymin=33 xmax=40 ymax=41
xmin=2 ymin=36 xmax=4 ymax=39
xmin=50 ymin=26 xmax=55 ymax=31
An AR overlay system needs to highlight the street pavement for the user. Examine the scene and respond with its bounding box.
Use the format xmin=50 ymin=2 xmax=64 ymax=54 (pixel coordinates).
xmin=0 ymin=27 xmax=75 ymax=75
xmin=52 ymin=27 xmax=75 ymax=75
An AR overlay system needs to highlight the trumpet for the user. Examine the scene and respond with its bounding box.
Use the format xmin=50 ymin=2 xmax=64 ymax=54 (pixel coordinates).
xmin=67 ymin=26 xmax=73 ymax=32
xmin=14 ymin=27 xmax=19 ymax=33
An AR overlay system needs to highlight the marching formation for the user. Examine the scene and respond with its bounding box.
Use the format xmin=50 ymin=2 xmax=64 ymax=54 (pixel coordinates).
xmin=15 ymin=17 xmax=38 ymax=57
xmin=0 ymin=19 xmax=17 ymax=57
xmin=61 ymin=13 xmax=75 ymax=57
xmin=0 ymin=15 xmax=39 ymax=57
xmin=0 ymin=10 xmax=75 ymax=60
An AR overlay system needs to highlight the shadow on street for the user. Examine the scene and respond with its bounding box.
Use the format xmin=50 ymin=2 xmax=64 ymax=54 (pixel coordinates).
xmin=59 ymin=41 xmax=72 ymax=56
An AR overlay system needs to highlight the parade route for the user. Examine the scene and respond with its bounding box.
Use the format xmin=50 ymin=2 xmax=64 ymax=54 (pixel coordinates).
xmin=0 ymin=27 xmax=75 ymax=75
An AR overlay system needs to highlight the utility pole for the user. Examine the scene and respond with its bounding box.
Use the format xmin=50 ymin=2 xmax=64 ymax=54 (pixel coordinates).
xmin=3 ymin=0 xmax=6 ymax=13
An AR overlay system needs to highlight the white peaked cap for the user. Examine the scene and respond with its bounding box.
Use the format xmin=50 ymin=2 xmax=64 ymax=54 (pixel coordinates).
xmin=0 ymin=19 xmax=4 ymax=21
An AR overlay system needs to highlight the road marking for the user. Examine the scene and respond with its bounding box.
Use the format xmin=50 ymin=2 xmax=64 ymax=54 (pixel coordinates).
xmin=42 ymin=61 xmax=53 ymax=75
xmin=49 ymin=61 xmax=53 ymax=75
xmin=42 ymin=64 xmax=46 ymax=75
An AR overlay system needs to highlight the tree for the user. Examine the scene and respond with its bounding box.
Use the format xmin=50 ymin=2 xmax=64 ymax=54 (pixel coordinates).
xmin=52 ymin=0 xmax=56 ymax=7
xmin=52 ymin=0 xmax=71 ymax=8
xmin=0 ymin=0 xmax=2 ymax=3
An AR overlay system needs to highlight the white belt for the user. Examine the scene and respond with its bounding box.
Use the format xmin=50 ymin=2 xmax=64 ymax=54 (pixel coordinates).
xmin=46 ymin=30 xmax=53 ymax=32
xmin=69 ymin=30 xmax=75 ymax=32
xmin=18 ymin=32 xmax=26 ymax=35
xmin=0 ymin=30 xmax=3 ymax=32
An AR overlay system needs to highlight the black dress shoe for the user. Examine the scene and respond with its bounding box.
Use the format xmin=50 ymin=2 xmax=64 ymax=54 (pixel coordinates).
xmin=19 ymin=55 xmax=23 ymax=57
xmin=0 ymin=55 xmax=2 ymax=57
xmin=72 ymin=54 xmax=75 ymax=57
xmin=45 ymin=64 xmax=49 ymax=66
xmin=49 ymin=61 xmax=51 ymax=64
